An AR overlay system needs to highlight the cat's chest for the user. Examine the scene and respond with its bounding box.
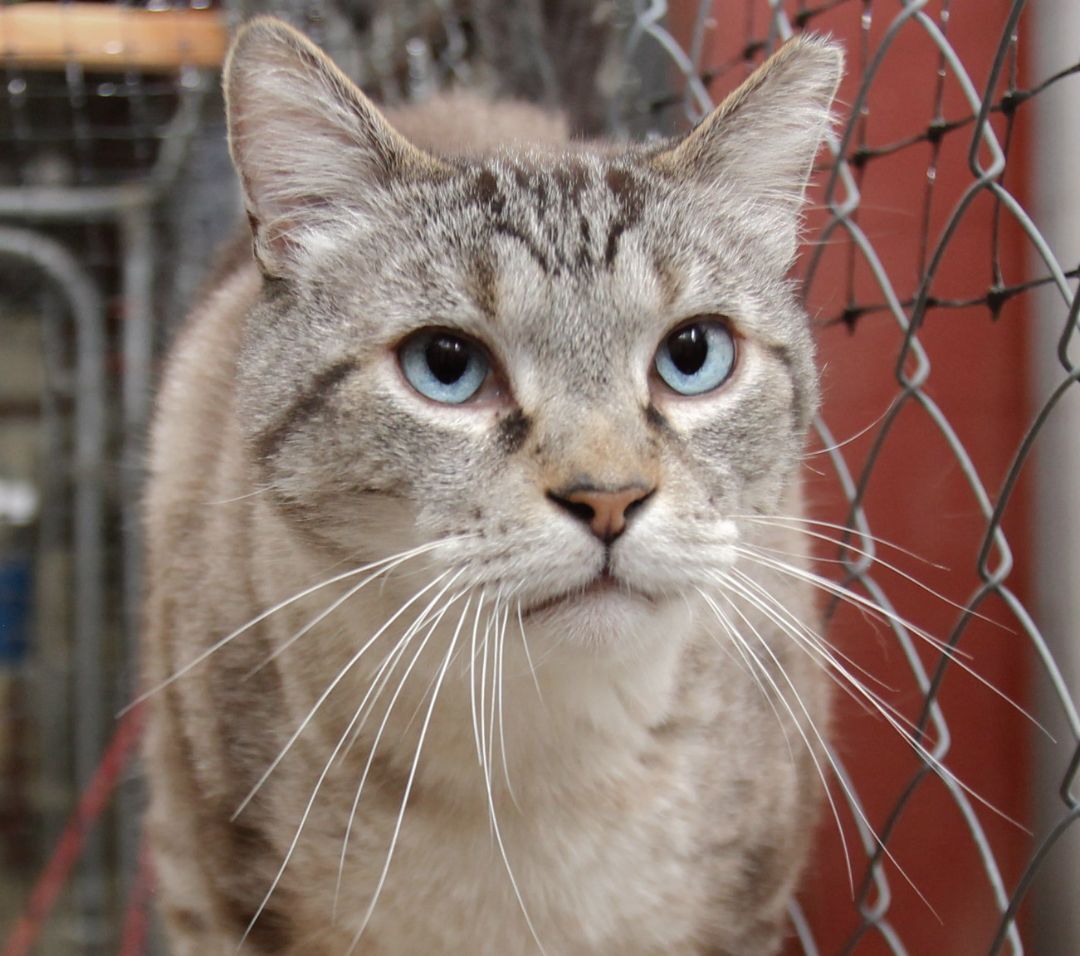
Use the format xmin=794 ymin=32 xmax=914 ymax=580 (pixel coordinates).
xmin=286 ymin=743 xmax=710 ymax=955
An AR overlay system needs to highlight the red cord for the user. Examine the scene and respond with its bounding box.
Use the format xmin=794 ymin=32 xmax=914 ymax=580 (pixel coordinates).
xmin=1 ymin=706 xmax=143 ymax=956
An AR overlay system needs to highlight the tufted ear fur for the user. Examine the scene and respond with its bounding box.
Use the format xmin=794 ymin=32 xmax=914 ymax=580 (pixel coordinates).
xmin=652 ymin=35 xmax=843 ymax=267
xmin=224 ymin=17 xmax=449 ymax=277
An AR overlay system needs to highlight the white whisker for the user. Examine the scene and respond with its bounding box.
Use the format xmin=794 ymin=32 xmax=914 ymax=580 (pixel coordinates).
xmin=800 ymin=402 xmax=896 ymax=460
xmin=735 ymin=546 xmax=1049 ymax=739
xmin=719 ymin=563 xmax=1031 ymax=833
xmin=335 ymin=587 xmax=471 ymax=918
xmin=236 ymin=570 xmax=466 ymax=948
xmin=469 ymin=590 xmax=487 ymax=774
xmin=348 ymin=592 xmax=471 ymax=952
xmin=515 ymin=601 xmax=546 ymax=707
xmin=734 ymin=513 xmax=945 ymax=568
xmin=496 ymin=601 xmax=520 ymax=810
xmin=726 ymin=566 xmax=897 ymax=694
xmin=741 ymin=518 xmax=1006 ymax=633
xmin=232 ymin=570 xmax=456 ymax=822
xmin=123 ymin=537 xmax=466 ymax=715
xmin=697 ymin=586 xmax=857 ymax=899
xmin=719 ymin=568 xmax=942 ymax=759
xmin=705 ymin=580 xmax=944 ymax=920
xmin=476 ymin=595 xmax=547 ymax=955
xmin=697 ymin=596 xmax=797 ymax=764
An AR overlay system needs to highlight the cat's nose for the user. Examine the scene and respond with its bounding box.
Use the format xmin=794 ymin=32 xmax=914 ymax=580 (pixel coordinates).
xmin=547 ymin=483 xmax=655 ymax=543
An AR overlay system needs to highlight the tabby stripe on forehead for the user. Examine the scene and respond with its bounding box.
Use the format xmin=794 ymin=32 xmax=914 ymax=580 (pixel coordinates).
xmin=604 ymin=168 xmax=644 ymax=267
xmin=253 ymin=358 xmax=359 ymax=461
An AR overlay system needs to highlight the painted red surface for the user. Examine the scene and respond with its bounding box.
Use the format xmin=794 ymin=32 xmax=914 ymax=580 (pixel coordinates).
xmin=676 ymin=3 xmax=1035 ymax=952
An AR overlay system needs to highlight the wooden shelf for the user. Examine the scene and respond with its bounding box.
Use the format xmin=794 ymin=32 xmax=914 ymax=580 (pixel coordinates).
xmin=0 ymin=3 xmax=228 ymax=72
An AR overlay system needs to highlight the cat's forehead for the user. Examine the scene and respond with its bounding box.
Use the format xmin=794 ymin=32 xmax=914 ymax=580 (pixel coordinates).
xmin=450 ymin=152 xmax=653 ymax=281
xmin=343 ymin=146 xmax=793 ymax=367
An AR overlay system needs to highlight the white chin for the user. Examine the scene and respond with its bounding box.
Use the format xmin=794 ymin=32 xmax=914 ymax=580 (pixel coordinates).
xmin=527 ymin=588 xmax=668 ymax=645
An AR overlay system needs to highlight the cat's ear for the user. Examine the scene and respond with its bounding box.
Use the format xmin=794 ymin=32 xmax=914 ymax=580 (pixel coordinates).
xmin=224 ymin=17 xmax=447 ymax=277
xmin=652 ymin=35 xmax=843 ymax=266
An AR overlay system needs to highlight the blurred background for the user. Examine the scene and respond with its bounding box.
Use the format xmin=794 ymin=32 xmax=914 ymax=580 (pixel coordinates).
xmin=0 ymin=0 xmax=1076 ymax=953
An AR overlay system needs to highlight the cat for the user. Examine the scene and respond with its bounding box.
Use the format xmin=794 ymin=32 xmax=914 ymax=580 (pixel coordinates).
xmin=141 ymin=16 xmax=843 ymax=956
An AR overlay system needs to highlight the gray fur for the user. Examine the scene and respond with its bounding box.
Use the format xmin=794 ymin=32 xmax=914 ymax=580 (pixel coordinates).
xmin=144 ymin=18 xmax=843 ymax=955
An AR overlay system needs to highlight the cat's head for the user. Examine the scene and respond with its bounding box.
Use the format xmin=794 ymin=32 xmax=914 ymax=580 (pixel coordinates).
xmin=224 ymin=18 xmax=842 ymax=638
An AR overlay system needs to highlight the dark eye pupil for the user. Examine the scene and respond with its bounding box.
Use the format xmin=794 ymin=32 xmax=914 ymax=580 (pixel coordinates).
xmin=425 ymin=335 xmax=469 ymax=384
xmin=668 ymin=326 xmax=707 ymax=375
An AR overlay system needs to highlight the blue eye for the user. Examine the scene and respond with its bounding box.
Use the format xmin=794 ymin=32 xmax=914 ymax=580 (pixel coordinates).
xmin=654 ymin=319 xmax=736 ymax=395
xmin=399 ymin=330 xmax=490 ymax=404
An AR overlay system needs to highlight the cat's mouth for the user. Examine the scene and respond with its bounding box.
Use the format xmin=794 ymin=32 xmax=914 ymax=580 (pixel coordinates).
xmin=521 ymin=570 xmax=655 ymax=619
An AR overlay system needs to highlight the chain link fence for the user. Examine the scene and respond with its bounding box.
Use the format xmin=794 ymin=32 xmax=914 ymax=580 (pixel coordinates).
xmin=0 ymin=0 xmax=1076 ymax=953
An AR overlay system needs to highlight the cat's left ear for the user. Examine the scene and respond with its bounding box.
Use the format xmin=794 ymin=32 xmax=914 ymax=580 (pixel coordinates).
xmin=224 ymin=17 xmax=450 ymax=278
xmin=652 ymin=35 xmax=843 ymax=267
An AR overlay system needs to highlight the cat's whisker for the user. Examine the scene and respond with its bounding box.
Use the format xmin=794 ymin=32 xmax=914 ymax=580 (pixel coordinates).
xmin=515 ymin=600 xmax=546 ymax=707
xmin=231 ymin=569 xmax=457 ymax=822
xmin=339 ymin=617 xmax=427 ymax=764
xmin=733 ymin=514 xmax=946 ymax=568
xmin=696 ymin=587 xmax=857 ymax=899
xmin=335 ymin=588 xmax=472 ymax=919
xmin=204 ymin=484 xmax=275 ymax=505
xmin=704 ymin=578 xmax=943 ymax=920
xmin=123 ymin=537 xmax=466 ymax=715
xmin=240 ymin=577 xmax=457 ymax=949
xmin=735 ymin=545 xmax=1050 ymax=739
xmin=697 ymin=599 xmax=798 ymax=765
xmin=799 ymin=403 xmax=897 ymax=460
xmin=342 ymin=579 xmax=469 ymax=778
xmin=724 ymin=570 xmax=962 ymax=753
xmin=478 ymin=598 xmax=494 ymax=796
xmin=739 ymin=517 xmax=1007 ymax=634
xmin=716 ymin=565 xmax=1032 ymax=834
xmin=392 ymin=587 xmax=486 ymax=745
xmin=331 ymin=631 xmax=420 ymax=923
xmin=725 ymin=567 xmax=897 ymax=694
xmin=469 ymin=590 xmax=487 ymax=775
xmin=241 ymin=564 xmax=402 ymax=683
xmin=719 ymin=568 xmax=943 ymax=757
xmin=496 ymin=601 xmax=520 ymax=811
xmin=484 ymin=597 xmax=502 ymax=821
xmin=473 ymin=591 xmax=547 ymax=956
xmin=349 ymin=594 xmax=470 ymax=954
xmin=733 ymin=542 xmax=968 ymax=669
xmin=243 ymin=571 xmax=468 ymax=945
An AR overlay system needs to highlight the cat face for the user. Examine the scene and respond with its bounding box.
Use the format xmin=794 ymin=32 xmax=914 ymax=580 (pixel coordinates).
xmin=225 ymin=20 xmax=841 ymax=638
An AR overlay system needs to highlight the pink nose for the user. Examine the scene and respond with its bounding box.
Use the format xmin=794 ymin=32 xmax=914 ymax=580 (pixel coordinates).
xmin=548 ymin=484 xmax=655 ymax=543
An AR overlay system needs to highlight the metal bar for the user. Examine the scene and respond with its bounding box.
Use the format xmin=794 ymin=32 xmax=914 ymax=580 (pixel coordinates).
xmin=116 ymin=202 xmax=154 ymax=926
xmin=0 ymin=226 xmax=108 ymax=949
xmin=1030 ymin=0 xmax=1080 ymax=952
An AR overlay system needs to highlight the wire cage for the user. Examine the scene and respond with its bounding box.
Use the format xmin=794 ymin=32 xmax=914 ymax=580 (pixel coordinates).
xmin=0 ymin=1 xmax=1077 ymax=954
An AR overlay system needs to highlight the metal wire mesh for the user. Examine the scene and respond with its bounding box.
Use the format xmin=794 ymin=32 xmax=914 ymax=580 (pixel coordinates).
xmin=619 ymin=2 xmax=1080 ymax=953
xmin=0 ymin=0 xmax=1076 ymax=953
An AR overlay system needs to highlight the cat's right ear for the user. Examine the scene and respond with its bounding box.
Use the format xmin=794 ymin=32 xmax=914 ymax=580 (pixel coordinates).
xmin=224 ymin=18 xmax=446 ymax=278
xmin=651 ymin=35 xmax=843 ymax=268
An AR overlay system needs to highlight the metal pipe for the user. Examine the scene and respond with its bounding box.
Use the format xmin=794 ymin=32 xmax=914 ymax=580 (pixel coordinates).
xmin=1031 ymin=0 xmax=1080 ymax=951
xmin=0 ymin=226 xmax=108 ymax=949
xmin=117 ymin=204 xmax=155 ymax=913
xmin=31 ymin=289 xmax=74 ymax=879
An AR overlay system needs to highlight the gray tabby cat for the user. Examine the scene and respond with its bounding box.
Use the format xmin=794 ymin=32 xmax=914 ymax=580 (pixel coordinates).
xmin=142 ymin=17 xmax=843 ymax=955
